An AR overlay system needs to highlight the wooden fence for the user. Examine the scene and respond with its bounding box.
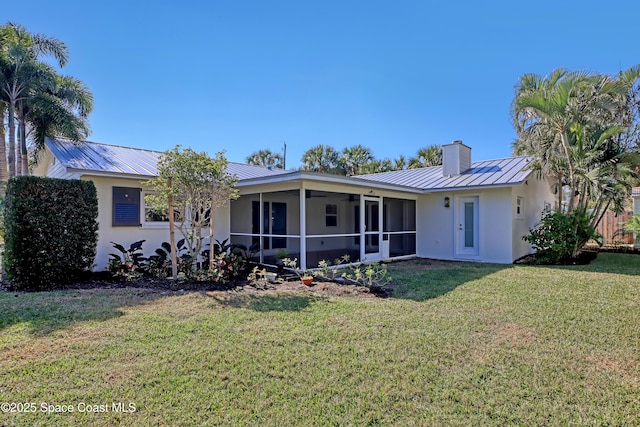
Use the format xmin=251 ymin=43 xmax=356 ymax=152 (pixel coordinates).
xmin=596 ymin=211 xmax=633 ymax=245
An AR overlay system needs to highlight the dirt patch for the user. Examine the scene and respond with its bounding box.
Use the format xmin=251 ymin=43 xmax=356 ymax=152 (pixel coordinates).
xmin=1 ymin=275 xmax=391 ymax=299
xmin=386 ymin=258 xmax=461 ymax=271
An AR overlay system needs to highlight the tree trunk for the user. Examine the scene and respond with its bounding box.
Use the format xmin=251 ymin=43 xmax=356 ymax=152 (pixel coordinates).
xmin=19 ymin=114 xmax=28 ymax=175
xmin=209 ymin=186 xmax=215 ymax=270
xmin=7 ymin=103 xmax=16 ymax=177
xmin=168 ymin=178 xmax=178 ymax=280
xmin=0 ymin=116 xmax=8 ymax=181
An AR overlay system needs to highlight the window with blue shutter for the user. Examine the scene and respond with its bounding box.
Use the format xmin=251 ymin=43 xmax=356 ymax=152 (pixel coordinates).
xmin=112 ymin=187 xmax=141 ymax=226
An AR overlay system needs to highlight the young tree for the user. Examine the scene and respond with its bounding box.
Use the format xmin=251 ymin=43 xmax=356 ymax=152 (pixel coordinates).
xmin=144 ymin=145 xmax=239 ymax=272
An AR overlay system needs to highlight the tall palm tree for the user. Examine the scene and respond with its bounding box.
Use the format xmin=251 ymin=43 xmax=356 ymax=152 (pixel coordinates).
xmin=339 ymin=145 xmax=374 ymax=176
xmin=0 ymin=22 xmax=69 ymax=176
xmin=245 ymin=149 xmax=283 ymax=168
xmin=512 ymin=66 xmax=640 ymax=233
xmin=301 ymin=144 xmax=340 ymax=173
xmin=408 ymin=145 xmax=442 ymax=169
xmin=0 ymin=104 xmax=7 ymax=181
xmin=20 ymin=74 xmax=93 ymax=172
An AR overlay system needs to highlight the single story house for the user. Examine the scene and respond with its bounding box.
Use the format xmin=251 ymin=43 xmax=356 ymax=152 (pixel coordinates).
xmin=34 ymin=138 xmax=555 ymax=271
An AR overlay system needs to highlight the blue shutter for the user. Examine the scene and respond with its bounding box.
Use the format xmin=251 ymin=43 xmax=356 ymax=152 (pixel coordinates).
xmin=112 ymin=187 xmax=141 ymax=226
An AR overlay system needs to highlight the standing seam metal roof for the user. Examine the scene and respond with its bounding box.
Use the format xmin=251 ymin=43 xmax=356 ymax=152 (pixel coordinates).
xmin=46 ymin=138 xmax=532 ymax=190
xmin=46 ymin=138 xmax=291 ymax=181
xmin=356 ymin=157 xmax=532 ymax=190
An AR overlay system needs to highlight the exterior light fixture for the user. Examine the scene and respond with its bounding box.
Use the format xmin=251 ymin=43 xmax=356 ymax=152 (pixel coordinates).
xmin=444 ymin=197 xmax=450 ymax=208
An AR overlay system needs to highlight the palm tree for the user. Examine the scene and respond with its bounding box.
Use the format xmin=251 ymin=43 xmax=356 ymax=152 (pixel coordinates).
xmin=301 ymin=144 xmax=340 ymax=173
xmin=245 ymin=149 xmax=283 ymax=168
xmin=392 ymin=155 xmax=407 ymax=171
xmin=0 ymin=22 xmax=69 ymax=176
xmin=20 ymin=74 xmax=93 ymax=172
xmin=512 ymin=67 xmax=640 ymax=243
xmin=408 ymin=145 xmax=442 ymax=169
xmin=360 ymin=158 xmax=393 ymax=174
xmin=339 ymin=145 xmax=374 ymax=176
xmin=0 ymin=104 xmax=7 ymax=181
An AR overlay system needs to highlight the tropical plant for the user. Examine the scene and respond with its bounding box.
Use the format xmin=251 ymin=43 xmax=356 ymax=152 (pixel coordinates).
xmin=246 ymin=149 xmax=284 ymax=169
xmin=20 ymin=74 xmax=93 ymax=169
xmin=0 ymin=22 xmax=92 ymax=177
xmin=513 ymin=67 xmax=640 ymax=255
xmin=408 ymin=145 xmax=443 ymax=168
xmin=314 ymin=254 xmax=351 ymax=281
xmin=523 ymin=208 xmax=601 ymax=264
xmin=281 ymin=257 xmax=313 ymax=281
xmin=360 ymin=158 xmax=393 ymax=174
xmin=339 ymin=144 xmax=374 ymax=176
xmin=301 ymin=144 xmax=340 ymax=173
xmin=622 ymin=214 xmax=640 ymax=246
xmin=392 ymin=155 xmax=407 ymax=171
xmin=342 ymin=261 xmax=392 ymax=288
xmin=144 ymin=145 xmax=239 ymax=272
xmin=108 ymin=240 xmax=146 ymax=281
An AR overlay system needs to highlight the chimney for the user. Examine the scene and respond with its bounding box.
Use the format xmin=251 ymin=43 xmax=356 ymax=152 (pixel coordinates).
xmin=442 ymin=140 xmax=471 ymax=176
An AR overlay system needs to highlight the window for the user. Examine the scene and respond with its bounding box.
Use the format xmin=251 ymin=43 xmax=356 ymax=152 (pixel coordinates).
xmin=112 ymin=187 xmax=141 ymax=226
xmin=516 ymin=196 xmax=524 ymax=219
xmin=325 ymin=204 xmax=338 ymax=227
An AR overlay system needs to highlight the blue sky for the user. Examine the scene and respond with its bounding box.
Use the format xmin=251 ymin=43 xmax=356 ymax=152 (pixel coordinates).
xmin=9 ymin=0 xmax=640 ymax=168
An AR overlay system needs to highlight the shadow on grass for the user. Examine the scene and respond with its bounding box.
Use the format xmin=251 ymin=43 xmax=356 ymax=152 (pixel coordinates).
xmin=0 ymin=288 xmax=166 ymax=336
xmin=387 ymin=260 xmax=512 ymax=302
xmin=549 ymin=252 xmax=640 ymax=276
xmin=208 ymin=292 xmax=323 ymax=312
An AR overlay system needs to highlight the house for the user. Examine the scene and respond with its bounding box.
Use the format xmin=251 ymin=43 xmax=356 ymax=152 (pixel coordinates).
xmin=34 ymin=138 xmax=555 ymax=270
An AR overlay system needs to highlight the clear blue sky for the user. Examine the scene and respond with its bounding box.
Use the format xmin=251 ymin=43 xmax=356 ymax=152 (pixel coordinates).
xmin=9 ymin=0 xmax=640 ymax=168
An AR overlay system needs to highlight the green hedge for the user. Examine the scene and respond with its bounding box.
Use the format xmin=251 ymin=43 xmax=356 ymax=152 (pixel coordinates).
xmin=3 ymin=176 xmax=98 ymax=290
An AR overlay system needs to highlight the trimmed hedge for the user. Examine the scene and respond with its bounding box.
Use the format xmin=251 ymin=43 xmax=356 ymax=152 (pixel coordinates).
xmin=3 ymin=176 xmax=98 ymax=290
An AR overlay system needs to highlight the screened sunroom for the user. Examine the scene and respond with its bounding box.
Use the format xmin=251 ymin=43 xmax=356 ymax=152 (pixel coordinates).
xmin=229 ymin=175 xmax=418 ymax=270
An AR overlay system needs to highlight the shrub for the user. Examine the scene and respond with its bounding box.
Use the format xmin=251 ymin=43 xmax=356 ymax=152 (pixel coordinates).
xmin=108 ymin=240 xmax=146 ymax=281
xmin=3 ymin=176 xmax=98 ymax=290
xmin=523 ymin=208 xmax=601 ymax=264
xmin=342 ymin=261 xmax=392 ymax=288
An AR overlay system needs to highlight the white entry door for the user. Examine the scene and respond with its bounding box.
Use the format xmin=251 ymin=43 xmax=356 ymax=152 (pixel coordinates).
xmin=456 ymin=196 xmax=479 ymax=257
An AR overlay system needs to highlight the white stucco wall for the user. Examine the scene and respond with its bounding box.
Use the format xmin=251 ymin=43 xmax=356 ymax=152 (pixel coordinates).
xmin=511 ymin=174 xmax=555 ymax=260
xmin=418 ymin=187 xmax=516 ymax=264
xmin=86 ymin=175 xmax=230 ymax=271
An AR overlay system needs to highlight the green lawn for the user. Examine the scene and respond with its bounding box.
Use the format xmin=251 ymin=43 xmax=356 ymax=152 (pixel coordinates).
xmin=1 ymin=253 xmax=638 ymax=426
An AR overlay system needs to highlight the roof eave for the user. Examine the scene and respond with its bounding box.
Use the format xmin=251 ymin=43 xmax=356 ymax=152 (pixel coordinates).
xmin=237 ymin=171 xmax=423 ymax=193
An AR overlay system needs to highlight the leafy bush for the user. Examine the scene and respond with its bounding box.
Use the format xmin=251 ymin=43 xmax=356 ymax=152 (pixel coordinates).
xmin=342 ymin=261 xmax=392 ymax=288
xmin=3 ymin=176 xmax=98 ymax=290
xmin=108 ymin=240 xmax=146 ymax=281
xmin=523 ymin=208 xmax=601 ymax=264
xmin=314 ymin=255 xmax=351 ymax=281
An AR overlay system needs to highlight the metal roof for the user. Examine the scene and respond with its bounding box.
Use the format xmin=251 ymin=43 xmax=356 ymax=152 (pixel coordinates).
xmin=46 ymin=138 xmax=533 ymax=191
xmin=356 ymin=156 xmax=533 ymax=191
xmin=632 ymin=187 xmax=640 ymax=197
xmin=45 ymin=138 xmax=290 ymax=181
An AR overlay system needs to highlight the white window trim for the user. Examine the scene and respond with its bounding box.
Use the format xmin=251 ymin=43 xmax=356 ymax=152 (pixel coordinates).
xmin=142 ymin=191 xmax=171 ymax=228
xmin=516 ymin=196 xmax=524 ymax=220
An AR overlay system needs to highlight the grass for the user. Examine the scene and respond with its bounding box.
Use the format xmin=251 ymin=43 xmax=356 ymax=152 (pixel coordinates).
xmin=0 ymin=253 xmax=638 ymax=426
